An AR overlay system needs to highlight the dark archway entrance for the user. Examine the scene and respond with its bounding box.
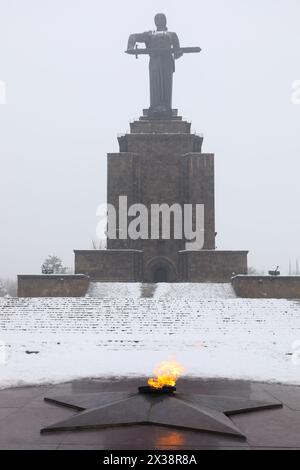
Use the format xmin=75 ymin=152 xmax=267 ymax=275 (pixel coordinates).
xmin=146 ymin=257 xmax=178 ymax=283
xmin=153 ymin=265 xmax=169 ymax=283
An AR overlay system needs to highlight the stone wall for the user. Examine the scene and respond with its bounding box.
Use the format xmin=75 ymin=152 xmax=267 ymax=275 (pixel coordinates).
xmin=106 ymin=116 xmax=216 ymax=281
xmin=74 ymin=250 xmax=143 ymax=281
xmin=73 ymin=249 xmax=248 ymax=283
xmin=183 ymin=153 xmax=215 ymax=250
xmin=179 ymin=250 xmax=248 ymax=282
xmin=18 ymin=275 xmax=90 ymax=298
xmin=232 ymin=275 xmax=300 ymax=298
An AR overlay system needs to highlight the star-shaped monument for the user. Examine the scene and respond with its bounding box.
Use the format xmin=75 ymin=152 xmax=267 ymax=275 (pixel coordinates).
xmin=41 ymin=387 xmax=282 ymax=438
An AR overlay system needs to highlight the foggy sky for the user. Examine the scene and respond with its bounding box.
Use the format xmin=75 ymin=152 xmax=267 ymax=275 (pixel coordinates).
xmin=0 ymin=0 xmax=300 ymax=278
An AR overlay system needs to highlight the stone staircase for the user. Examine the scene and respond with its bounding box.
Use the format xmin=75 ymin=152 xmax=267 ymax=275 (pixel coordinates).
xmin=1 ymin=291 xmax=299 ymax=386
xmin=0 ymin=295 xmax=297 ymax=342
xmin=86 ymin=282 xmax=237 ymax=299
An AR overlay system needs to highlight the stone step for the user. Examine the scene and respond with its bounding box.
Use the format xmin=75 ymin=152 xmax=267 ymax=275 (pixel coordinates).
xmin=0 ymin=296 xmax=298 ymax=337
xmin=86 ymin=282 xmax=237 ymax=299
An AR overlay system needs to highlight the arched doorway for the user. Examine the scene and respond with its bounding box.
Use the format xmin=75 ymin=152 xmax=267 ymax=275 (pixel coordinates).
xmin=146 ymin=257 xmax=178 ymax=283
xmin=153 ymin=265 xmax=169 ymax=283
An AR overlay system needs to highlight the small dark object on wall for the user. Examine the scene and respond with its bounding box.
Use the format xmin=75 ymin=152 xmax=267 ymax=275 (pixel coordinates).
xmin=268 ymin=266 xmax=280 ymax=276
xmin=41 ymin=265 xmax=54 ymax=275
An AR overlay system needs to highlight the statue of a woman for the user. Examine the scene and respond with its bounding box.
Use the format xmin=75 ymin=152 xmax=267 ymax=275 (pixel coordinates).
xmin=127 ymin=13 xmax=183 ymax=116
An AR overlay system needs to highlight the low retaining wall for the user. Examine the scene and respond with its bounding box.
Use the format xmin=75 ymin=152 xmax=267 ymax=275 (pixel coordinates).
xmin=231 ymin=275 xmax=300 ymax=299
xmin=18 ymin=275 xmax=90 ymax=298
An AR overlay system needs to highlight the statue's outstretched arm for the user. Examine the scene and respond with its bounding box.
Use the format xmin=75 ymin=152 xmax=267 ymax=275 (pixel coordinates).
xmin=172 ymin=33 xmax=183 ymax=59
xmin=127 ymin=32 xmax=150 ymax=50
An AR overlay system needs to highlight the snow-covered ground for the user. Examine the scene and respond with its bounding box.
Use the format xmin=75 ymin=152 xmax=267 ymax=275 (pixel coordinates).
xmin=87 ymin=282 xmax=236 ymax=299
xmin=0 ymin=284 xmax=300 ymax=389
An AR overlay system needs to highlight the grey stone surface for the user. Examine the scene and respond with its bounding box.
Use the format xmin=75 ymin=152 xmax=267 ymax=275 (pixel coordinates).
xmin=261 ymin=383 xmax=300 ymax=410
xmin=74 ymin=250 xmax=142 ymax=281
xmin=179 ymin=250 xmax=248 ymax=282
xmin=232 ymin=275 xmax=300 ymax=298
xmin=0 ymin=378 xmax=299 ymax=449
xmin=18 ymin=275 xmax=90 ymax=298
xmin=130 ymin=119 xmax=192 ymax=134
xmin=75 ymin=114 xmax=248 ymax=283
xmin=231 ymin=406 xmax=300 ymax=448
xmin=42 ymin=390 xmax=280 ymax=437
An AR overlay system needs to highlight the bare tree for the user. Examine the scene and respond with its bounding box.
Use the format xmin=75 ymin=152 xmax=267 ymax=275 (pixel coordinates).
xmin=0 ymin=278 xmax=17 ymax=297
xmin=0 ymin=280 xmax=7 ymax=297
xmin=41 ymin=255 xmax=69 ymax=274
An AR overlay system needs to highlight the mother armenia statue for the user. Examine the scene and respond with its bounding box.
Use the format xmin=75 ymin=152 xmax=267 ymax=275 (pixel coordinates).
xmin=126 ymin=13 xmax=201 ymax=118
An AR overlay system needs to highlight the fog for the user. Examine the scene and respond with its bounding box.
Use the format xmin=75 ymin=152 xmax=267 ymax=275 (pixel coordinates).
xmin=0 ymin=0 xmax=299 ymax=278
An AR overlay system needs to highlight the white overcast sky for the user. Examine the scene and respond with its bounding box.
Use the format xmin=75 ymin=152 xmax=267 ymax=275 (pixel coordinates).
xmin=0 ymin=0 xmax=300 ymax=278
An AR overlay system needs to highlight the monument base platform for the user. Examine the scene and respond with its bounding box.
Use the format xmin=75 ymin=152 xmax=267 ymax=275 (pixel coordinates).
xmin=74 ymin=249 xmax=248 ymax=283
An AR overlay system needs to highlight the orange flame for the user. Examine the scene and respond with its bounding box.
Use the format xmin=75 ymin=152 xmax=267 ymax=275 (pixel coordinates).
xmin=148 ymin=359 xmax=185 ymax=389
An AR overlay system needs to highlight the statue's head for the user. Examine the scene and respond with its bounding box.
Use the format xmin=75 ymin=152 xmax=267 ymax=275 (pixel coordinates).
xmin=154 ymin=13 xmax=167 ymax=31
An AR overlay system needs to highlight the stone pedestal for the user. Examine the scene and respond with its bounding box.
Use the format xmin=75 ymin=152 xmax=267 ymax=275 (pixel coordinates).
xmin=74 ymin=113 xmax=248 ymax=282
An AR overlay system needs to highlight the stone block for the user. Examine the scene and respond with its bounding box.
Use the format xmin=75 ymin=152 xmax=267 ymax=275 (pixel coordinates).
xmin=179 ymin=250 xmax=248 ymax=282
xmin=74 ymin=250 xmax=143 ymax=281
xmin=17 ymin=275 xmax=90 ymax=298
xmin=232 ymin=275 xmax=300 ymax=298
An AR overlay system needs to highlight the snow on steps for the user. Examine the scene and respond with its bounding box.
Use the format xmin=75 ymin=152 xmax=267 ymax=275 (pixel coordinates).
xmin=0 ymin=290 xmax=300 ymax=388
xmin=0 ymin=296 xmax=298 ymax=336
xmin=0 ymin=296 xmax=298 ymax=339
xmin=86 ymin=282 xmax=237 ymax=298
